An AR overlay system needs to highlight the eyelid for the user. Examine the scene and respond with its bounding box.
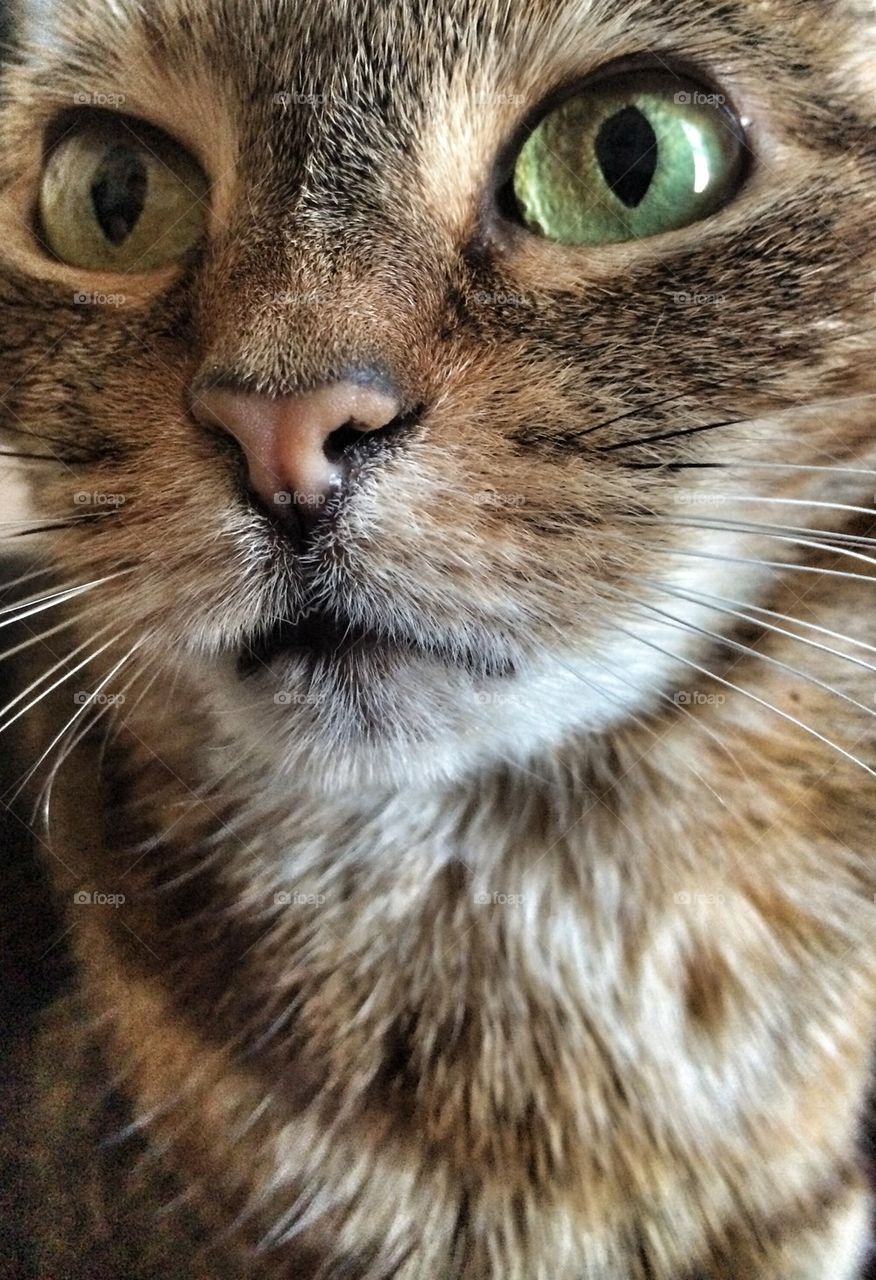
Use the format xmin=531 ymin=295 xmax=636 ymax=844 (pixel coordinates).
xmin=42 ymin=106 xmax=208 ymax=180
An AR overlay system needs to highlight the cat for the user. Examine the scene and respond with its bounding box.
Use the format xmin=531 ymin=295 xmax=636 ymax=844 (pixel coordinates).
xmin=1 ymin=0 xmax=875 ymax=1276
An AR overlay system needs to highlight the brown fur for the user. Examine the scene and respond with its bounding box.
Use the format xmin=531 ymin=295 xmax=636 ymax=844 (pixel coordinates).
xmin=1 ymin=0 xmax=875 ymax=1276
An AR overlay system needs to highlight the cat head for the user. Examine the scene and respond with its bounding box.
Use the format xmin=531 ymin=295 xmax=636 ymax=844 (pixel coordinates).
xmin=1 ymin=0 xmax=874 ymax=789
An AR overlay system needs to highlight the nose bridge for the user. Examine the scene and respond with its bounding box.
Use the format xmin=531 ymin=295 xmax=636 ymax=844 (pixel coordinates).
xmin=193 ymin=189 xmax=445 ymax=407
xmin=188 ymin=12 xmax=452 ymax=400
xmin=188 ymin=188 xmax=443 ymax=523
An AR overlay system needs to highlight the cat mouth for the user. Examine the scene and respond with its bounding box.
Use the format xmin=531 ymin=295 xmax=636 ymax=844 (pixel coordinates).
xmin=237 ymin=609 xmax=388 ymax=673
xmin=236 ymin=608 xmax=518 ymax=680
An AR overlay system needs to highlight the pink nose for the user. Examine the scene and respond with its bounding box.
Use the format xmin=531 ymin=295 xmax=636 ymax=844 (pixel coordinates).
xmin=191 ymin=380 xmax=403 ymax=515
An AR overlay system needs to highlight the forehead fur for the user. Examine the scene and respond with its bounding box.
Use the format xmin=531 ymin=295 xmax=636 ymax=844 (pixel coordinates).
xmin=8 ymin=0 xmax=875 ymax=153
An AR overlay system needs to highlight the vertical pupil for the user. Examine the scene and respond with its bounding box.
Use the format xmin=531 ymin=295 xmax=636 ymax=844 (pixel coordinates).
xmin=91 ymin=146 xmax=148 ymax=245
xmin=594 ymin=106 xmax=658 ymax=208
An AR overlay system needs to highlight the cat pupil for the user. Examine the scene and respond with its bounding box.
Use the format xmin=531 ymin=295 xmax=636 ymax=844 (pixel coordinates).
xmin=594 ymin=105 xmax=658 ymax=208
xmin=90 ymin=146 xmax=148 ymax=245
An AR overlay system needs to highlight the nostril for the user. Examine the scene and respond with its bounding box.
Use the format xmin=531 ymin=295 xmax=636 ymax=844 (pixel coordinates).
xmin=191 ymin=381 xmax=425 ymax=537
xmin=324 ymin=405 xmax=425 ymax=466
xmin=324 ymin=420 xmax=371 ymax=464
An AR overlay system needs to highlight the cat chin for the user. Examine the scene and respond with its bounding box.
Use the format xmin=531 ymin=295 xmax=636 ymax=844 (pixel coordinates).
xmin=193 ymin=615 xmax=705 ymax=794
xmin=202 ymin=648 xmax=511 ymax=791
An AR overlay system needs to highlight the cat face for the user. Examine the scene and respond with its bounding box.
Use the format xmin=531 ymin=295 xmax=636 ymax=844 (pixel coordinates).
xmin=1 ymin=0 xmax=874 ymax=788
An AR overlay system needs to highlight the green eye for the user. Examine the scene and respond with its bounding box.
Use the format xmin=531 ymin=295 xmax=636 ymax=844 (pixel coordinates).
xmin=37 ymin=114 xmax=209 ymax=272
xmin=511 ymin=72 xmax=746 ymax=246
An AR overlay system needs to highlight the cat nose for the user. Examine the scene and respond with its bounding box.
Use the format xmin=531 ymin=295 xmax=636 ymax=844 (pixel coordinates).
xmin=191 ymin=379 xmax=404 ymax=519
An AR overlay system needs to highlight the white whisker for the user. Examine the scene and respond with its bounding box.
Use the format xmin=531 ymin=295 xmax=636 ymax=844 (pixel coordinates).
xmin=649 ymin=522 xmax=876 ymax=574
xmin=707 ymin=461 xmax=876 ymax=477
xmin=643 ymin=515 xmax=876 ymax=549
xmin=616 ymin=662 xmax=750 ymax=784
xmin=543 ymin=617 xmax=748 ymax=796
xmin=671 ymin=493 xmax=876 ymax=516
xmin=11 ymin=634 xmax=145 ymax=805
xmin=0 ymin=626 xmax=118 ymax=737
xmin=615 ymin=625 xmax=876 ymax=779
xmin=639 ymin=578 xmax=876 ymax=677
xmin=717 ymin=597 xmax=876 ymax=658
xmin=36 ymin=647 xmax=156 ymax=829
xmin=652 ymin=547 xmax=876 ymax=585
xmin=0 ymin=563 xmax=58 ymax=597
xmin=637 ymin=599 xmax=876 ymax=720
xmin=0 ymin=612 xmax=82 ymax=666
xmin=0 ymin=572 xmax=128 ymax=627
